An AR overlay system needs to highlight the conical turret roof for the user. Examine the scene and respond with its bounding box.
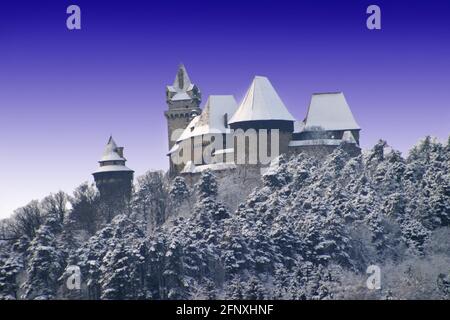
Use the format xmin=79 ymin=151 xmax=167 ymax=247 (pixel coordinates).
xmin=229 ymin=76 xmax=295 ymax=124
xmin=100 ymin=136 xmax=126 ymax=162
xmin=93 ymin=136 xmax=133 ymax=174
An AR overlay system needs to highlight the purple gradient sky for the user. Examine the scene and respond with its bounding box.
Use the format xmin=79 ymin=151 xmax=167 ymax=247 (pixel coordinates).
xmin=0 ymin=0 xmax=449 ymax=218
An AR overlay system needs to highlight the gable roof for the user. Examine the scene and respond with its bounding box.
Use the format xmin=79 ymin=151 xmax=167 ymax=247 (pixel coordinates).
xmin=293 ymin=120 xmax=306 ymax=133
xmin=228 ymin=76 xmax=295 ymax=124
xmin=193 ymin=95 xmax=238 ymax=134
xmin=175 ymin=95 xmax=238 ymax=143
xmin=174 ymin=115 xmax=200 ymax=144
xmin=304 ymin=92 xmax=360 ymax=131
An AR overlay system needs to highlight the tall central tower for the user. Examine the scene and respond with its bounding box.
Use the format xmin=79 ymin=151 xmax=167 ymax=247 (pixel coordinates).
xmin=165 ymin=64 xmax=201 ymax=152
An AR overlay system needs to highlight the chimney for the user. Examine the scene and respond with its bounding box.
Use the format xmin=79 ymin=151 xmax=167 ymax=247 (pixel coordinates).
xmin=223 ymin=113 xmax=228 ymax=128
xmin=116 ymin=147 xmax=124 ymax=158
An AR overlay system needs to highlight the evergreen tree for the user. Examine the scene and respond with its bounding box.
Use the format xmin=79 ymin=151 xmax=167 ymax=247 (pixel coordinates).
xmin=22 ymin=214 xmax=65 ymax=299
xmin=0 ymin=238 xmax=26 ymax=299
xmin=169 ymin=176 xmax=190 ymax=201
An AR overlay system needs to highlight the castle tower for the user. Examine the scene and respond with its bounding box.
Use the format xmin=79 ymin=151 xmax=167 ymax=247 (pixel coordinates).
xmin=289 ymin=92 xmax=361 ymax=157
xmin=228 ymin=76 xmax=295 ymax=165
xmin=165 ymin=64 xmax=202 ymax=151
xmin=165 ymin=64 xmax=201 ymax=175
xmin=93 ymin=136 xmax=134 ymax=200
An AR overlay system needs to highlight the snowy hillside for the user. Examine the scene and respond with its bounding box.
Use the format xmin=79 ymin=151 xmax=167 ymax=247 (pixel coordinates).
xmin=1 ymin=136 xmax=449 ymax=300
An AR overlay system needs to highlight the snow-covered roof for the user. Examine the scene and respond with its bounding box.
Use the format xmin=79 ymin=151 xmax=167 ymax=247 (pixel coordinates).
xmin=94 ymin=136 xmax=134 ymax=174
xmin=193 ymin=95 xmax=238 ymax=134
xmin=171 ymin=64 xmax=192 ymax=92
xmin=93 ymin=164 xmax=134 ymax=174
xmin=167 ymin=84 xmax=194 ymax=93
xmin=293 ymin=120 xmax=306 ymax=133
xmin=288 ymin=139 xmax=342 ymax=147
xmin=304 ymin=92 xmax=360 ymax=131
xmin=166 ymin=64 xmax=199 ymax=103
xmin=181 ymin=161 xmax=196 ymax=173
xmin=170 ymin=92 xmax=192 ymax=101
xmin=175 ymin=115 xmax=201 ymax=142
xmin=176 ymin=95 xmax=238 ymax=142
xmin=229 ymin=76 xmax=295 ymax=124
xmin=167 ymin=143 xmax=180 ymax=155
xmin=342 ymin=130 xmax=357 ymax=144
xmin=99 ymin=136 xmax=126 ymax=162
xmin=181 ymin=161 xmax=236 ymax=174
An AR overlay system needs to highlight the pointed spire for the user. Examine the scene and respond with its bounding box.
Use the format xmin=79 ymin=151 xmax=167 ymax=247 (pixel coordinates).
xmin=101 ymin=136 xmax=123 ymax=161
xmin=107 ymin=135 xmax=117 ymax=148
xmin=166 ymin=64 xmax=201 ymax=104
xmin=173 ymin=64 xmax=192 ymax=91
xmin=104 ymin=136 xmax=118 ymax=156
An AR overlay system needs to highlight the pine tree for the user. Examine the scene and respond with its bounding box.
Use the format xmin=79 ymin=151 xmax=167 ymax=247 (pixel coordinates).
xmin=197 ymin=170 xmax=218 ymax=198
xmin=225 ymin=276 xmax=245 ymax=300
xmin=401 ymin=219 xmax=430 ymax=255
xmin=22 ymin=214 xmax=65 ymax=299
xmin=243 ymin=276 xmax=266 ymax=300
xmin=195 ymin=171 xmax=229 ymax=221
xmin=0 ymin=240 xmax=25 ymax=299
xmin=170 ymin=176 xmax=190 ymax=201
xmin=1 ymin=136 xmax=450 ymax=300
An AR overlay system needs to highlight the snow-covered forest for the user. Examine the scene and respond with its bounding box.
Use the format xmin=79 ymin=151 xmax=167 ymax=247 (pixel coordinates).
xmin=1 ymin=136 xmax=449 ymax=300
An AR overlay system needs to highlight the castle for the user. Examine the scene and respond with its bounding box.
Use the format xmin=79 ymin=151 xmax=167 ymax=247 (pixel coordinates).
xmin=92 ymin=64 xmax=361 ymax=192
xmin=165 ymin=65 xmax=361 ymax=176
